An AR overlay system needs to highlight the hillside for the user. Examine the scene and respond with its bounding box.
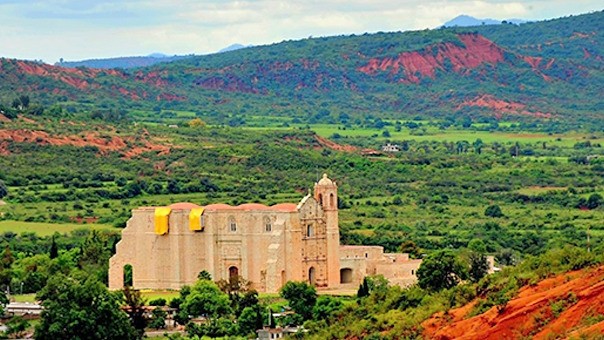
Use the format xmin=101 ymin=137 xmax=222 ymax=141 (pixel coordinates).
xmin=0 ymin=10 xmax=603 ymax=129
xmin=423 ymin=265 xmax=604 ymax=339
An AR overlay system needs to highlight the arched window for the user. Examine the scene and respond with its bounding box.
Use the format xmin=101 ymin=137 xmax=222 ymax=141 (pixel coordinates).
xmin=318 ymin=193 xmax=323 ymax=205
xmin=330 ymin=193 xmax=335 ymax=207
xmin=306 ymin=225 xmax=314 ymax=237
xmin=228 ymin=216 xmax=236 ymax=232
xmin=264 ymin=216 xmax=272 ymax=232
xmin=308 ymin=267 xmax=316 ymax=286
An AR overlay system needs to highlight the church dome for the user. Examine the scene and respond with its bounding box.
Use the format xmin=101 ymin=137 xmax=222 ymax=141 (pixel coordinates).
xmin=318 ymin=173 xmax=333 ymax=185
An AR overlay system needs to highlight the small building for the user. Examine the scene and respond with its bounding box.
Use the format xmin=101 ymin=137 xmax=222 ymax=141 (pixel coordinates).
xmin=382 ymin=143 xmax=401 ymax=152
xmin=6 ymin=302 xmax=43 ymax=316
xmin=257 ymin=326 xmax=303 ymax=339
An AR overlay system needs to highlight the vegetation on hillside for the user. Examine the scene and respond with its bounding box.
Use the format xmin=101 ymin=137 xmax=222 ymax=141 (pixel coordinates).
xmin=0 ymin=11 xmax=602 ymax=131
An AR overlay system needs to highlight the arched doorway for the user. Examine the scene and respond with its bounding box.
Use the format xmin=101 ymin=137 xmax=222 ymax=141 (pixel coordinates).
xmin=123 ymin=264 xmax=133 ymax=287
xmin=308 ymin=267 xmax=316 ymax=286
xmin=340 ymin=268 xmax=353 ymax=284
xmin=229 ymin=266 xmax=239 ymax=280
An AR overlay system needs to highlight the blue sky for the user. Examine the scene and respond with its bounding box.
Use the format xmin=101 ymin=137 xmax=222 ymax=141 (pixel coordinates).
xmin=0 ymin=0 xmax=601 ymax=63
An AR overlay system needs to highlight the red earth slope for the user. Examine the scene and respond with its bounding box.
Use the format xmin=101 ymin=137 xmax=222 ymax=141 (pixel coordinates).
xmin=0 ymin=129 xmax=170 ymax=158
xmin=422 ymin=265 xmax=604 ymax=339
xmin=358 ymin=33 xmax=553 ymax=84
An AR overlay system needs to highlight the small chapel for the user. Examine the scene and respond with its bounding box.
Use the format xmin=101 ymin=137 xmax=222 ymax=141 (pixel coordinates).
xmin=108 ymin=174 xmax=421 ymax=292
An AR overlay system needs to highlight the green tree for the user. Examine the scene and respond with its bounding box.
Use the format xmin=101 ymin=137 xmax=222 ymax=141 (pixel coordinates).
xmin=357 ymin=277 xmax=370 ymax=298
xmin=417 ymin=250 xmax=468 ymax=291
xmin=280 ymin=281 xmax=317 ymax=320
xmin=197 ymin=269 xmax=212 ymax=281
xmin=484 ymin=204 xmax=504 ymax=218
xmin=35 ymin=275 xmax=137 ymax=340
xmin=49 ymin=235 xmax=58 ymax=259
xmin=400 ymin=240 xmax=422 ymax=258
xmin=0 ymin=290 xmax=8 ymax=316
xmin=586 ymin=193 xmax=602 ymax=209
xmin=0 ymin=180 xmax=7 ymax=199
xmin=312 ymin=295 xmax=343 ymax=322
xmin=468 ymin=252 xmax=489 ymax=283
xmin=468 ymin=238 xmax=487 ymax=253
xmin=148 ymin=307 xmax=167 ymax=329
xmin=4 ymin=316 xmax=29 ymax=338
xmin=237 ymin=305 xmax=263 ymax=336
xmin=123 ymin=286 xmax=147 ymax=338
xmin=0 ymin=246 xmax=14 ymax=289
xmin=182 ymin=279 xmax=231 ymax=319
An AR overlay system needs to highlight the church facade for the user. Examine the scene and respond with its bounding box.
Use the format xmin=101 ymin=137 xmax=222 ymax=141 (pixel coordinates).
xmin=108 ymin=174 xmax=421 ymax=292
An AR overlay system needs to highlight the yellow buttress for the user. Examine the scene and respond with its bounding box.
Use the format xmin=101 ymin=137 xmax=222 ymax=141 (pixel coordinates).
xmin=189 ymin=207 xmax=205 ymax=231
xmin=154 ymin=207 xmax=172 ymax=235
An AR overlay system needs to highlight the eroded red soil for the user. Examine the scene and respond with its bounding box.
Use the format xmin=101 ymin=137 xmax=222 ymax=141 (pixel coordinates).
xmin=460 ymin=94 xmax=552 ymax=118
xmin=0 ymin=129 xmax=170 ymax=158
xmin=358 ymin=34 xmax=506 ymax=83
xmin=422 ymin=265 xmax=604 ymax=339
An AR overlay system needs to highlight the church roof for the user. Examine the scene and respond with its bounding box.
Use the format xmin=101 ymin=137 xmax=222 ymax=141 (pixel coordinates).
xmin=317 ymin=173 xmax=334 ymax=185
xmin=169 ymin=202 xmax=201 ymax=210
xmin=204 ymin=203 xmax=298 ymax=212
xmin=143 ymin=202 xmax=298 ymax=212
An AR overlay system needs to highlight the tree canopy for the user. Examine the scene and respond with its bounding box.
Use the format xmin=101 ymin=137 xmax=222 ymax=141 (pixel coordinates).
xmin=417 ymin=249 xmax=468 ymax=291
xmin=280 ymin=281 xmax=317 ymax=320
xmin=35 ymin=274 xmax=137 ymax=340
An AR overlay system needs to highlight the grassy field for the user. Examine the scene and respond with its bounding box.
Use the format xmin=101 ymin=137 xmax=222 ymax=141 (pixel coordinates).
xmin=233 ymin=122 xmax=604 ymax=148
xmin=305 ymin=124 xmax=603 ymax=146
xmin=0 ymin=220 xmax=116 ymax=236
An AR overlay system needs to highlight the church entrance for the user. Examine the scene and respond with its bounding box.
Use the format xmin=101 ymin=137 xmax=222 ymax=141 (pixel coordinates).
xmin=340 ymin=268 xmax=353 ymax=284
xmin=229 ymin=266 xmax=239 ymax=280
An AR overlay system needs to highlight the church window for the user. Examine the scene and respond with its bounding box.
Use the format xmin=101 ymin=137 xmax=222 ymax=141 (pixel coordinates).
xmin=308 ymin=267 xmax=316 ymax=286
xmin=228 ymin=216 xmax=237 ymax=232
xmin=330 ymin=193 xmax=335 ymax=207
xmin=318 ymin=193 xmax=323 ymax=205
xmin=264 ymin=217 xmax=272 ymax=232
xmin=306 ymin=225 xmax=314 ymax=237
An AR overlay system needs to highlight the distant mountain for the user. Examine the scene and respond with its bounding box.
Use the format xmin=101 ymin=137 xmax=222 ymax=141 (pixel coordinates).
xmin=443 ymin=15 xmax=527 ymax=27
xmin=55 ymin=54 xmax=194 ymax=69
xmin=2 ymin=10 xmax=603 ymax=129
xmin=218 ymin=44 xmax=252 ymax=53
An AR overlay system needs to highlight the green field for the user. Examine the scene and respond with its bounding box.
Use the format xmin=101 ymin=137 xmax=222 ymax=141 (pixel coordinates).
xmin=0 ymin=220 xmax=116 ymax=236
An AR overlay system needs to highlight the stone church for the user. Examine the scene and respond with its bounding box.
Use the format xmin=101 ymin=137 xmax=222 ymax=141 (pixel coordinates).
xmin=108 ymin=174 xmax=421 ymax=292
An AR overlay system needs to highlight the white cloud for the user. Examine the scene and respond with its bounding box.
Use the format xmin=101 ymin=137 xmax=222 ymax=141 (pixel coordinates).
xmin=0 ymin=0 xmax=600 ymax=63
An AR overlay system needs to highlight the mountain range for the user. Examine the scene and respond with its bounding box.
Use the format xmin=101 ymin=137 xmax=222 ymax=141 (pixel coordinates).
xmin=54 ymin=44 xmax=252 ymax=70
xmin=442 ymin=15 xmax=527 ymax=27
xmin=1 ymin=10 xmax=602 ymax=129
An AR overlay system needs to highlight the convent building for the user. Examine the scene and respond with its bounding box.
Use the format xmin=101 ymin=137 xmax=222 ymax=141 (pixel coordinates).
xmin=108 ymin=174 xmax=421 ymax=292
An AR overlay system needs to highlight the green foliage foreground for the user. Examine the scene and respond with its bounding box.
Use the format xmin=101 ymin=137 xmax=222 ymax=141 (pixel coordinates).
xmin=35 ymin=275 xmax=137 ymax=340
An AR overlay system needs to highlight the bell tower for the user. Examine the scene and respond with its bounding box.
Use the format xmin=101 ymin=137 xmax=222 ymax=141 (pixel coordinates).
xmin=314 ymin=174 xmax=340 ymax=287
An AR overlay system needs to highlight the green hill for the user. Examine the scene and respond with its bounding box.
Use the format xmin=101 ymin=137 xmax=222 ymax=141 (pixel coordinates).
xmin=0 ymin=11 xmax=602 ymax=129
